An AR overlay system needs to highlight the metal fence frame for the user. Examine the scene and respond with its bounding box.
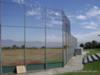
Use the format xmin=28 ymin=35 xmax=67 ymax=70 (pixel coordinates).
xmin=0 ymin=0 xmax=77 ymax=74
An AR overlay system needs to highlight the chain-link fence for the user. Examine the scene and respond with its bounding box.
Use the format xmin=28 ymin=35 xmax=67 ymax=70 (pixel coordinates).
xmin=0 ymin=0 xmax=77 ymax=74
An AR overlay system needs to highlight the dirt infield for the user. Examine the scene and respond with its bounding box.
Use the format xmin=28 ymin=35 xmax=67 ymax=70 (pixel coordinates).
xmin=2 ymin=48 xmax=63 ymax=66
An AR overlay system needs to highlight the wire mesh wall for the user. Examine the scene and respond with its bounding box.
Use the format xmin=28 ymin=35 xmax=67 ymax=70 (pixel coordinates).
xmin=0 ymin=0 xmax=77 ymax=74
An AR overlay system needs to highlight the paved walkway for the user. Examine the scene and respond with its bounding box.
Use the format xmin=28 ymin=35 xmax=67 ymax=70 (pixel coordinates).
xmin=17 ymin=55 xmax=83 ymax=75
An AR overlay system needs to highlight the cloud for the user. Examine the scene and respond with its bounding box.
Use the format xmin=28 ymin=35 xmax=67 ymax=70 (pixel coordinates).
xmin=75 ymin=6 xmax=100 ymax=20
xmin=26 ymin=7 xmax=41 ymax=16
xmin=74 ymin=30 xmax=100 ymax=44
xmin=76 ymin=15 xmax=87 ymax=20
xmin=82 ymin=22 xmax=98 ymax=29
xmin=46 ymin=10 xmax=62 ymax=27
xmin=68 ymin=5 xmax=100 ymax=31
xmin=46 ymin=20 xmax=62 ymax=27
xmin=12 ymin=0 xmax=42 ymax=17
xmin=47 ymin=34 xmax=62 ymax=43
xmin=66 ymin=6 xmax=100 ymax=44
xmin=86 ymin=6 xmax=100 ymax=17
xmin=13 ymin=0 xmax=24 ymax=4
xmin=47 ymin=17 xmax=62 ymax=27
xmin=47 ymin=10 xmax=61 ymax=16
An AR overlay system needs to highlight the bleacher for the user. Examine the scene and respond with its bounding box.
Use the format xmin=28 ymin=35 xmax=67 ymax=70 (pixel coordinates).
xmin=83 ymin=53 xmax=100 ymax=64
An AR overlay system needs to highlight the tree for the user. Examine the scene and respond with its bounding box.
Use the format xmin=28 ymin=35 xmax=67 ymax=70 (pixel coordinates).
xmin=91 ymin=40 xmax=98 ymax=49
xmin=84 ymin=42 xmax=92 ymax=49
xmin=82 ymin=40 xmax=100 ymax=49
xmin=80 ymin=43 xmax=84 ymax=48
xmin=63 ymin=45 xmax=67 ymax=48
xmin=41 ymin=46 xmax=45 ymax=49
xmin=12 ymin=45 xmax=17 ymax=49
xmin=21 ymin=45 xmax=25 ymax=48
xmin=97 ymin=42 xmax=100 ymax=48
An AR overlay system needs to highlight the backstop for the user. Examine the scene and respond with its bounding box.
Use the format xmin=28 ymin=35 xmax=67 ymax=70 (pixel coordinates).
xmin=0 ymin=0 xmax=77 ymax=74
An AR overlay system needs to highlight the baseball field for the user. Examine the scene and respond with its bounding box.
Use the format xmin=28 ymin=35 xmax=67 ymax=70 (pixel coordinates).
xmin=2 ymin=48 xmax=63 ymax=66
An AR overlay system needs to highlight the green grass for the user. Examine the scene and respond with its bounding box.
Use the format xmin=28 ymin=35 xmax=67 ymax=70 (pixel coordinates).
xmin=83 ymin=61 xmax=100 ymax=71
xmin=83 ymin=49 xmax=100 ymax=71
xmin=86 ymin=48 xmax=100 ymax=55
xmin=56 ymin=61 xmax=100 ymax=75
xmin=55 ymin=48 xmax=100 ymax=75
xmin=56 ymin=72 xmax=100 ymax=75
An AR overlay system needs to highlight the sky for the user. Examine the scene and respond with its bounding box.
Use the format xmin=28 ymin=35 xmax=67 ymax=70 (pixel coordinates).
xmin=36 ymin=0 xmax=100 ymax=44
xmin=1 ymin=0 xmax=100 ymax=46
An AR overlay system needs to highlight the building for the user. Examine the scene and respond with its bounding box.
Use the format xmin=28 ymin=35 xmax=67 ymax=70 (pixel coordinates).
xmin=0 ymin=0 xmax=77 ymax=74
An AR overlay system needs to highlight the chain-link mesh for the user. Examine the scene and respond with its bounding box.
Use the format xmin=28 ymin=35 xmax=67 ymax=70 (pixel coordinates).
xmin=0 ymin=0 xmax=77 ymax=74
